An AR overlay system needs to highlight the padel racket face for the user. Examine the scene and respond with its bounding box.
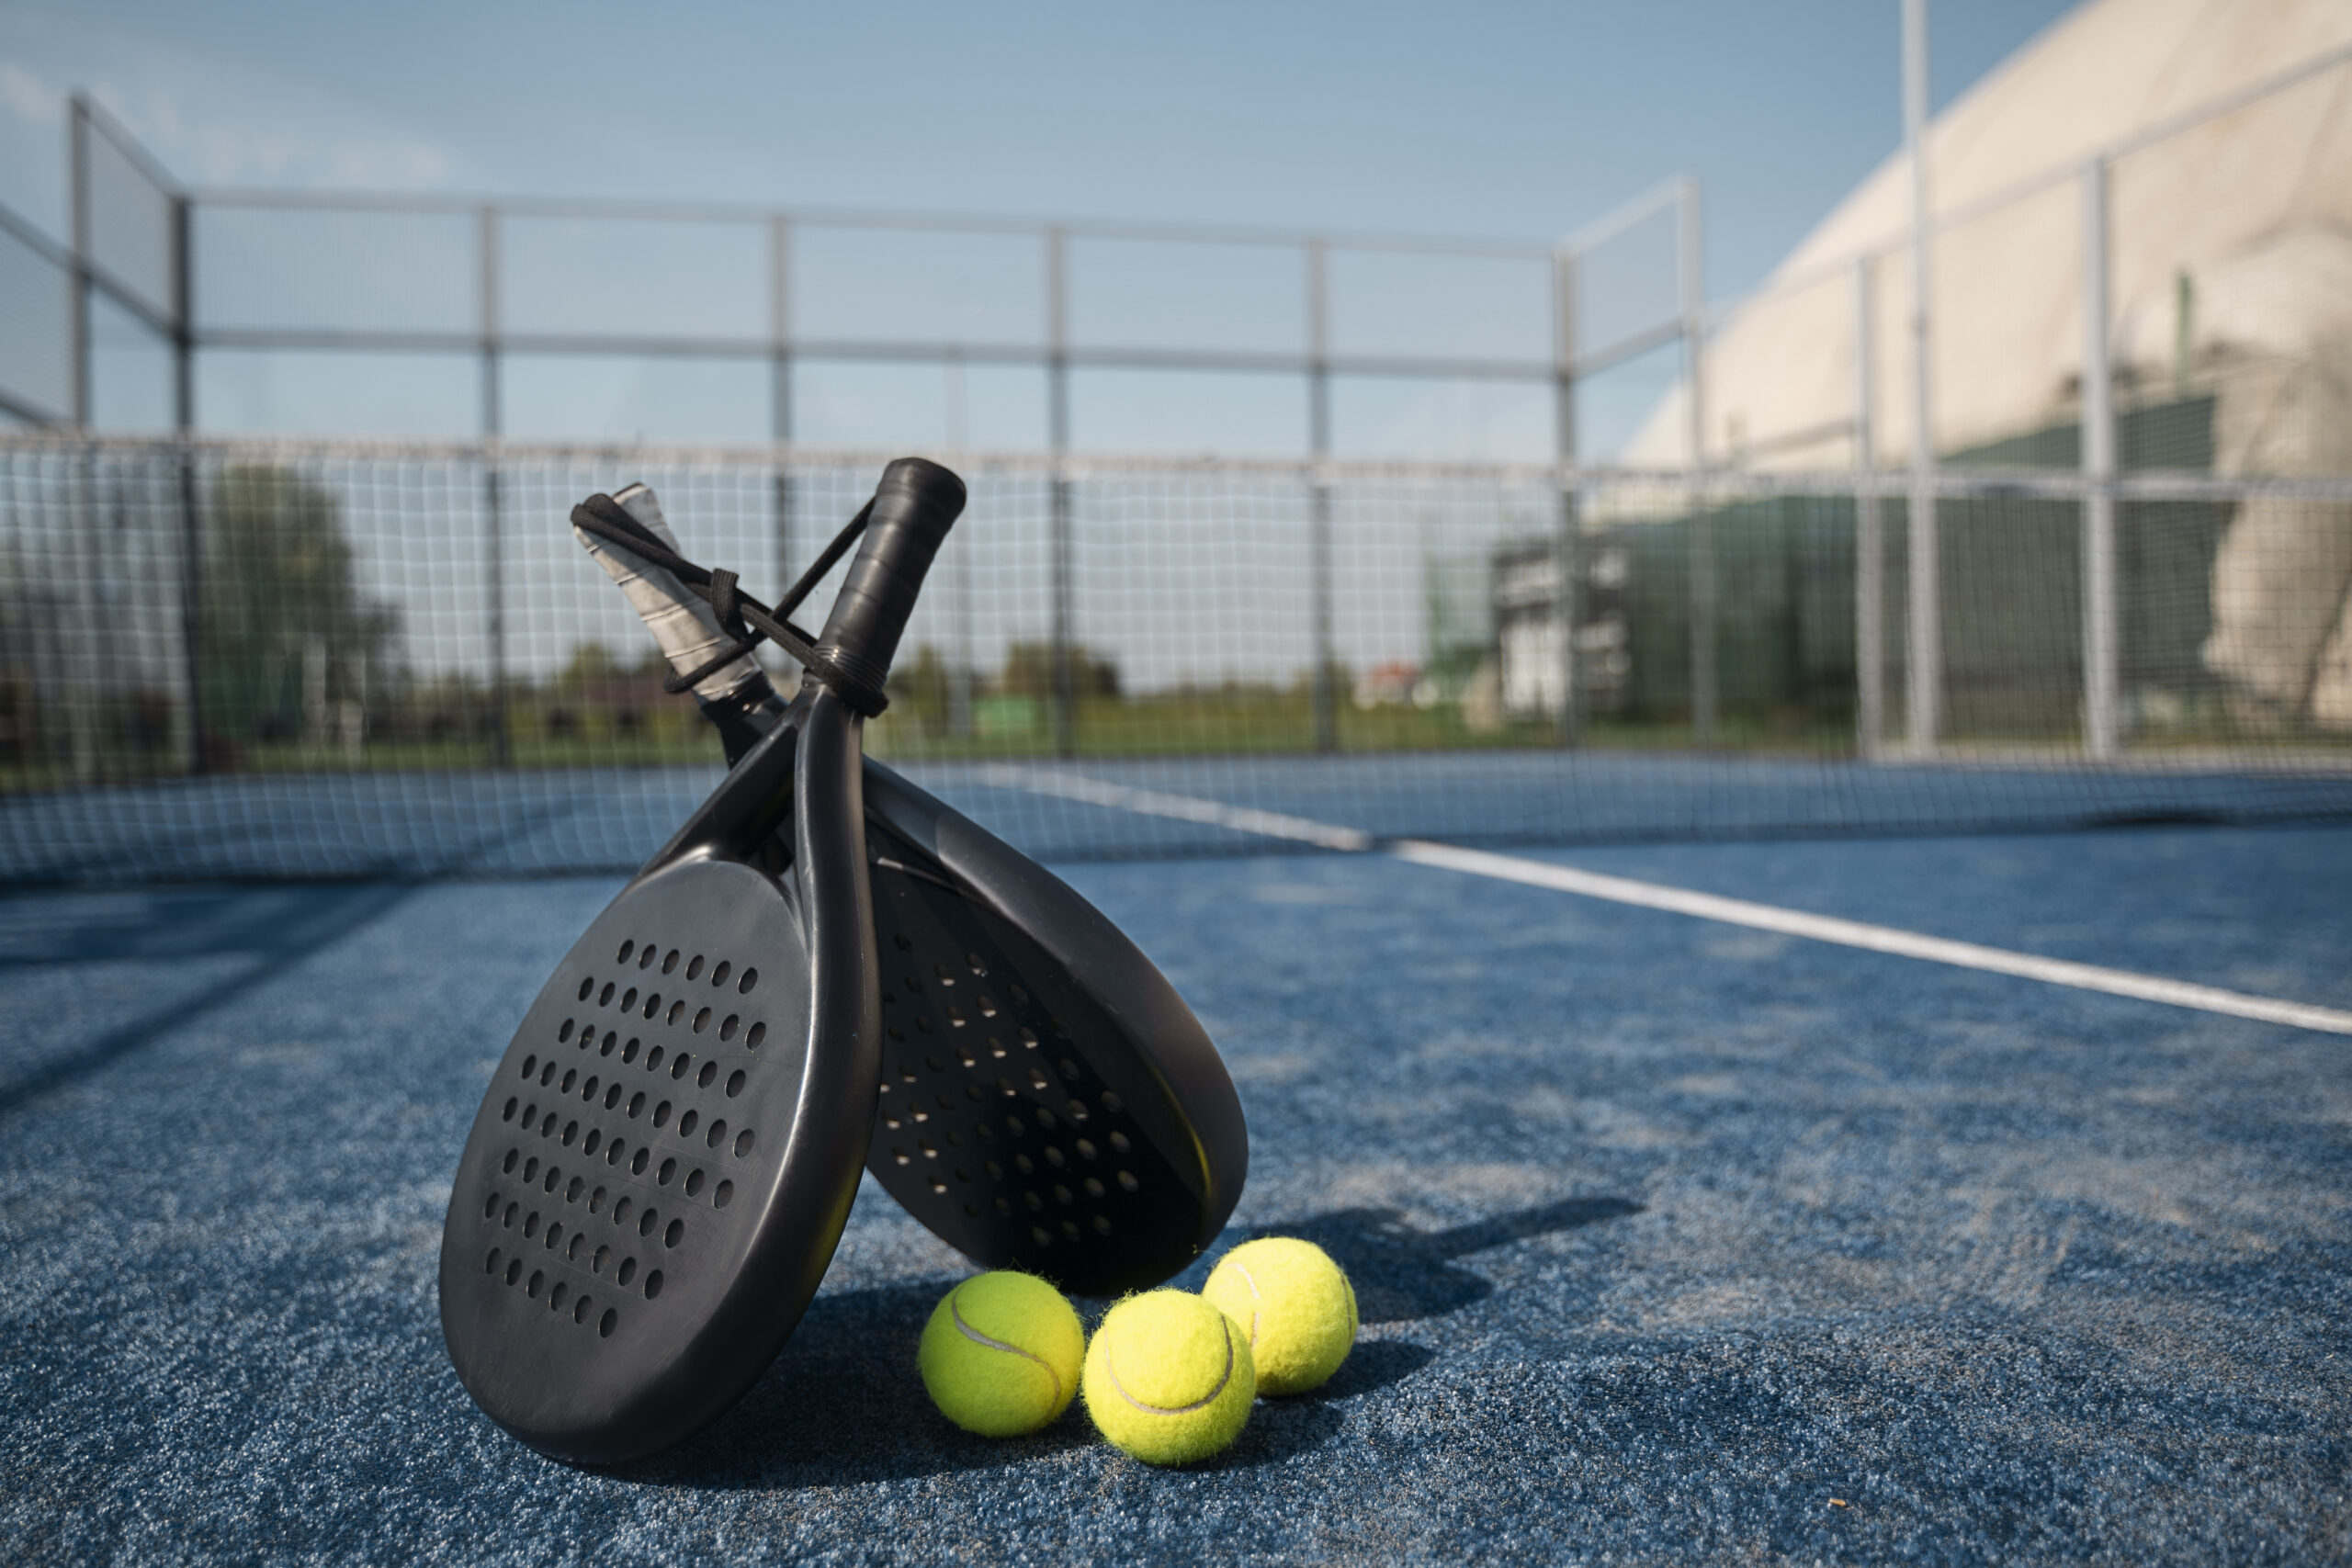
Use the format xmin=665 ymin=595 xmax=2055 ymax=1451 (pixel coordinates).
xmin=861 ymin=762 xmax=1246 ymax=1296
xmin=575 ymin=482 xmax=1247 ymax=1296
xmin=441 ymin=458 xmax=962 ymax=1465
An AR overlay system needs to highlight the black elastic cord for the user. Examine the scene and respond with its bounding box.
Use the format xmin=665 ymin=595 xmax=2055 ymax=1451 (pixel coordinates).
xmin=570 ymin=493 xmax=889 ymax=716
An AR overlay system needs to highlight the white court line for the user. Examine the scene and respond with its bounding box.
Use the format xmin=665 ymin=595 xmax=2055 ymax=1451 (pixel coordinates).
xmin=977 ymin=765 xmax=2352 ymax=1037
xmin=976 ymin=765 xmax=1374 ymax=852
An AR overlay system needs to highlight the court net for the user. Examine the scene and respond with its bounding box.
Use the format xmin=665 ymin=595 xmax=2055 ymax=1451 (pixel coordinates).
xmin=3 ymin=433 xmax=2348 ymax=882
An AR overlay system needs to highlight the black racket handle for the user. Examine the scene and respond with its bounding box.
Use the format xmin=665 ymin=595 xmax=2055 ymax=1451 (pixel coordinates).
xmin=814 ymin=457 xmax=967 ymax=699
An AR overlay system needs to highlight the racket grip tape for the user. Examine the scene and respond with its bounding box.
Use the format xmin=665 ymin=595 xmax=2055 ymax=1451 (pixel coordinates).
xmin=814 ymin=457 xmax=967 ymax=695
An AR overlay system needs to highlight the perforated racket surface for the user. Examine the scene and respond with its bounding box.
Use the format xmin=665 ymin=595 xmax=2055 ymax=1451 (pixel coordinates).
xmin=578 ymin=484 xmax=1247 ymax=1296
xmin=439 ymin=458 xmax=963 ymax=1464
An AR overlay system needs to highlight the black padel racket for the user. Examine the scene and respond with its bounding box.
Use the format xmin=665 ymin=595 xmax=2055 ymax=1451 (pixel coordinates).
xmin=572 ymin=482 xmax=1247 ymax=1297
xmin=439 ymin=457 xmax=964 ymax=1465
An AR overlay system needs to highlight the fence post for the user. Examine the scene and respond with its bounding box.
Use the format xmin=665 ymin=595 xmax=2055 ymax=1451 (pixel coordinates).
xmin=1680 ymin=176 xmax=1714 ymax=747
xmin=770 ymin=215 xmax=794 ymax=592
xmin=1553 ymin=244 xmax=1580 ymax=746
xmin=1853 ymin=257 xmax=1884 ymax=760
xmin=1903 ymin=0 xmax=1941 ymax=754
xmin=480 ymin=204 xmax=507 ymax=768
xmin=2081 ymin=156 xmax=2120 ymax=761
xmin=1046 ymin=227 xmax=1075 ymax=759
xmin=1308 ymin=238 xmax=1337 ymax=753
xmin=174 ymin=188 xmax=203 ymax=773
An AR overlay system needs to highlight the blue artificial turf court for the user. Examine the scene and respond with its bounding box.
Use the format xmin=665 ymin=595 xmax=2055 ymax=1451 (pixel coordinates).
xmin=3 ymin=762 xmax=2349 ymax=1562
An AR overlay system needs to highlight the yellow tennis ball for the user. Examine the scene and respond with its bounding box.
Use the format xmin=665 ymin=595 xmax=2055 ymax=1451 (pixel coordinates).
xmin=918 ymin=1271 xmax=1085 ymax=1437
xmin=1201 ymin=1236 xmax=1357 ymax=1396
xmin=1081 ymin=1289 xmax=1256 ymax=1466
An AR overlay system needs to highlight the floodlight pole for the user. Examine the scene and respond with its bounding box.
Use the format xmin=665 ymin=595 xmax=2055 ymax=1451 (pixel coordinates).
xmin=1680 ymin=175 xmax=1714 ymax=748
xmin=1903 ymin=0 xmax=1941 ymax=754
xmin=1853 ymin=257 xmax=1885 ymax=761
xmin=2081 ymin=156 xmax=2120 ymax=760
xmin=174 ymin=184 xmax=204 ymax=774
xmin=1551 ymin=246 xmax=1582 ymax=745
xmin=480 ymin=204 xmax=508 ymax=767
xmin=1046 ymin=226 xmax=1076 ymax=759
xmin=1308 ymin=238 xmax=1337 ymax=753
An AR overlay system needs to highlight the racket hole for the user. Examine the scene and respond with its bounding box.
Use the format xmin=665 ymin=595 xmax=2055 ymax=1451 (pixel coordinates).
xmin=598 ymin=1309 xmax=616 ymax=1337
xmin=671 ymin=1055 xmax=691 ymax=1081
xmin=893 ymin=934 xmax=912 ymax=952
xmin=714 ymin=1180 xmax=733 ymax=1209
xmin=646 ymin=1045 xmax=664 ymax=1073
xmin=527 ymin=1270 xmax=545 ymax=1299
xmin=964 ymin=1203 xmax=978 ymax=1218
xmin=739 ymin=968 xmax=757 ymax=995
xmin=604 ymin=1086 xmax=620 ymax=1110
xmin=542 ymin=1168 xmax=559 ymax=1194
xmin=966 ymin=953 xmax=987 ymax=976
xmin=631 ymin=1148 xmax=650 ymax=1175
xmin=994 ymin=1198 xmax=1010 ymax=1215
xmin=541 ymin=1064 xmax=557 ymax=1088
xmin=622 ymin=1038 xmax=640 ymax=1065
xmin=711 ymin=961 xmax=730 ymax=987
xmin=644 ymin=1270 xmax=664 ymax=1301
xmin=1014 ymin=1154 xmax=1034 ymax=1176
xmin=934 ymin=964 xmax=955 ymax=986
xmin=667 ymin=1001 xmax=684 ymax=1026
xmin=1092 ymin=1215 xmax=1113 ymax=1235
xmin=653 ymin=1101 xmax=672 ymax=1128
xmin=706 ymin=1119 xmax=725 ymax=1149
xmin=746 ymin=1021 xmax=765 ymax=1050
xmin=573 ymin=1295 xmax=591 ymax=1325
xmin=561 ymin=1121 xmax=579 ymax=1146
xmin=685 ymin=1168 xmax=706 ymax=1197
xmin=966 ymin=1085 xmax=983 ymax=1103
xmin=541 ymin=1112 xmax=559 ymax=1137
xmin=638 ymin=946 xmax=654 ymax=970
xmin=903 ymin=976 xmax=922 ymax=996
xmin=598 ymin=983 xmax=615 ymax=1007
xmin=522 ymin=1055 xmax=537 ymax=1078
xmin=593 ymin=1244 xmax=609 ymax=1272
xmin=567 ymin=1231 xmax=583 ymax=1261
xmin=1005 ymin=1115 xmax=1025 ymax=1136
xmin=619 ymin=988 xmax=636 ymax=1014
xmin=1053 ymin=1184 xmax=1072 ymax=1206
xmin=613 ymin=1197 xmax=632 ymax=1225
xmin=1019 ymin=1029 xmax=1037 ymax=1049
xmin=560 ymin=1069 xmax=577 ymax=1093
xmin=607 ymin=1140 xmax=625 ymax=1165
xmin=1045 ymin=1147 xmax=1065 ymax=1168
xmin=929 ymin=1177 xmax=947 ymax=1194
xmin=686 ymin=955 xmax=705 ymax=981
xmin=576 ymin=979 xmax=593 ymax=1003
xmin=988 ymin=1038 xmax=1005 ymax=1059
xmin=664 ymin=1219 xmax=684 ymax=1247
xmin=590 ymin=1187 xmax=606 ymax=1213
xmin=582 ymin=1128 xmax=601 ymax=1156
xmin=658 ymin=1159 xmax=676 ymax=1187
xmin=1117 ymin=1170 xmax=1138 ymax=1191
xmin=642 ymin=994 xmax=660 ymax=1021
xmin=618 ymin=1258 xmax=638 ymax=1286
xmin=502 ymin=1098 xmax=517 ymax=1122
xmin=734 ymin=1129 xmax=754 ymax=1158
xmin=662 ymin=950 xmax=679 ymax=975
xmin=523 ymin=1156 xmax=540 ymax=1182
xmin=566 ymin=1176 xmax=583 ymax=1201
xmin=1076 ymin=1139 xmax=1096 ymax=1160
xmin=1057 ymin=1059 xmax=1080 ymax=1082
xmin=484 ymin=1247 xmax=501 ymax=1273
xmin=1060 ymin=1221 xmax=1080 ymax=1241
xmin=719 ymin=1015 xmax=740 ymax=1043
xmin=1102 ymin=1092 xmax=1125 ymax=1114
xmin=503 ymin=1202 xmax=519 ymax=1228
xmin=627 ymin=1092 xmax=645 ymax=1119
xmin=483 ymin=1191 xmax=501 ymax=1219
xmin=1109 ymin=1132 xmax=1130 ymax=1153
xmin=978 ymin=996 xmax=997 ymax=1019
xmin=1083 ymin=1177 xmax=1104 ymax=1199
xmin=1031 ymin=1225 xmax=1050 ymax=1246
xmin=616 ymin=941 xmax=634 ymax=965
xmin=601 ymin=1032 xmax=617 ymax=1056
xmin=504 ymin=1259 xmax=522 ymax=1286
xmin=524 ymin=1213 xmax=540 ymax=1238
xmin=726 ymin=1070 xmax=745 ymax=1098
xmin=697 ymin=1061 xmax=717 ymax=1089
xmin=1036 ymin=1108 xmax=1058 ymax=1130
xmin=679 ymin=1110 xmax=698 ymax=1137
xmin=892 ymin=1148 xmax=910 ymax=1166
xmin=640 ymin=1208 xmax=660 ymax=1236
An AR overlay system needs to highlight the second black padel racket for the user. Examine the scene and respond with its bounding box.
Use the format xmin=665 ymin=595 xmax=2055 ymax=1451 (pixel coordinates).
xmin=439 ymin=457 xmax=964 ymax=1465
xmin=572 ymin=482 xmax=1247 ymax=1298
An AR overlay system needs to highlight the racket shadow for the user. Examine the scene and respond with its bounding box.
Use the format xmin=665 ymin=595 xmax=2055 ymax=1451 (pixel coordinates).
xmin=1246 ymin=1196 xmax=1645 ymax=1325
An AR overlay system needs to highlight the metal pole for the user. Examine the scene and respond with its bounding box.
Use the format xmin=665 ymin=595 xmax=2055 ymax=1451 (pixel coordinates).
xmin=1853 ymin=257 xmax=1884 ymax=760
xmin=481 ymin=204 xmax=507 ymax=767
xmin=65 ymin=96 xmax=96 ymax=781
xmin=1308 ymin=238 xmax=1337 ymax=753
xmin=946 ymin=348 xmax=974 ymax=739
xmin=1552 ymin=244 xmax=1580 ymax=746
xmin=1046 ymin=227 xmax=1075 ymax=759
xmin=1904 ymin=0 xmax=1942 ymax=753
xmin=174 ymin=191 xmax=203 ymax=773
xmin=67 ymin=96 xmax=91 ymax=429
xmin=2080 ymin=155 xmax=2119 ymax=760
xmin=1680 ymin=175 xmax=1714 ymax=747
xmin=770 ymin=216 xmax=794 ymax=594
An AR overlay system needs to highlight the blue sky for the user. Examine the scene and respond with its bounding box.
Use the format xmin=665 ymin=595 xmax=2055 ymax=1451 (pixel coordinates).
xmin=2 ymin=0 xmax=2078 ymax=456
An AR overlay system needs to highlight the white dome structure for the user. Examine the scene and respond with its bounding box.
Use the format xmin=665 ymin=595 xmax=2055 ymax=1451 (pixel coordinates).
xmin=1626 ymin=0 xmax=2352 ymax=730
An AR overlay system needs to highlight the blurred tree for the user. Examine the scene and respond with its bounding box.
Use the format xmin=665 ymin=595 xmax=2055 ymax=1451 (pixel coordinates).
xmin=199 ymin=466 xmax=399 ymax=754
xmin=998 ymin=641 xmax=1121 ymax=700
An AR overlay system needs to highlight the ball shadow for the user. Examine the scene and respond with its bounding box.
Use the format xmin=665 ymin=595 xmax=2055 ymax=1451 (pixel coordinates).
xmin=1254 ymin=1195 xmax=1644 ymax=1325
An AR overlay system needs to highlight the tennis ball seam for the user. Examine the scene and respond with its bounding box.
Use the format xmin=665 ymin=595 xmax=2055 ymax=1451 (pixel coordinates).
xmin=1105 ymin=1314 xmax=1236 ymax=1415
xmin=950 ymin=1287 xmax=1063 ymax=1405
xmin=1225 ymin=1257 xmax=1264 ymax=1347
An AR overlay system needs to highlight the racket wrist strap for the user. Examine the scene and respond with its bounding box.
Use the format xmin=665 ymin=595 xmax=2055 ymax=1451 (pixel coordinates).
xmin=571 ymin=493 xmax=892 ymax=717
